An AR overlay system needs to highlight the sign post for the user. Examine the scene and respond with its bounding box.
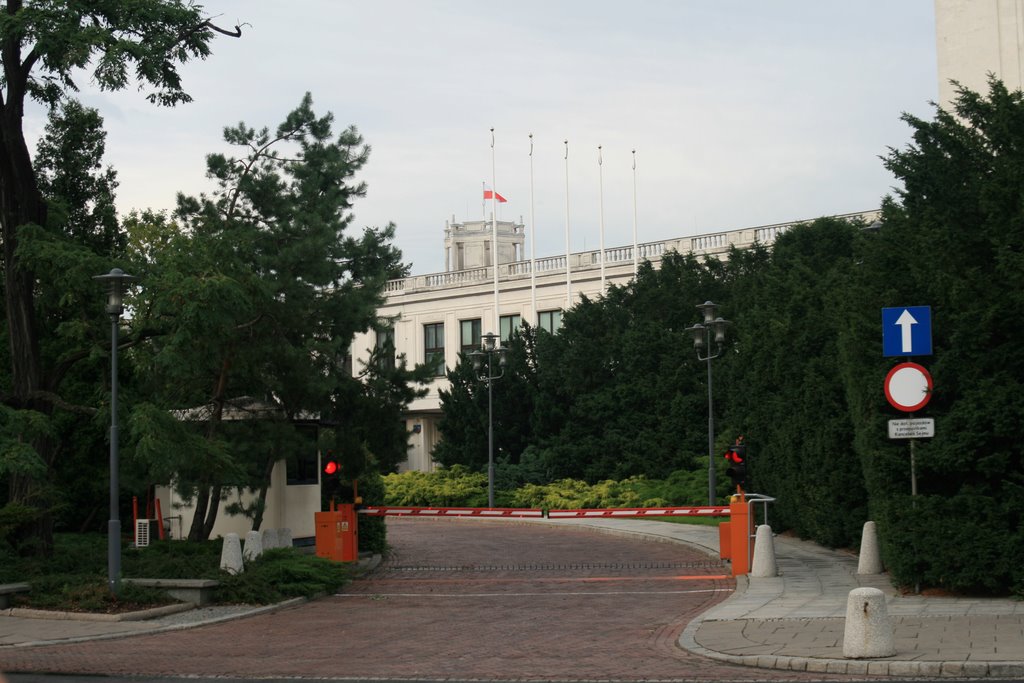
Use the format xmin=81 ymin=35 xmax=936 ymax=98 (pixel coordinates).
xmin=887 ymin=417 xmax=935 ymax=439
xmin=882 ymin=308 xmax=935 ymax=502
xmin=882 ymin=306 xmax=932 ymax=357
xmin=884 ymin=362 xmax=933 ymax=413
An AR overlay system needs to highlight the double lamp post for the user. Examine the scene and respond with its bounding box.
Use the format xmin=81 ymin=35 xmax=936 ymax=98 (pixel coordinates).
xmin=684 ymin=301 xmax=730 ymax=506
xmin=469 ymin=332 xmax=508 ymax=509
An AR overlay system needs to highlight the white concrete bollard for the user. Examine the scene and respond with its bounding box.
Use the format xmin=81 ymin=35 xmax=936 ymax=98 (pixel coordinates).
xmin=749 ymin=524 xmax=777 ymax=578
xmin=843 ymin=587 xmax=895 ymax=658
xmin=277 ymin=527 xmax=293 ymax=549
xmin=262 ymin=527 xmax=279 ymax=550
xmin=219 ymin=533 xmax=244 ymax=575
xmin=243 ymin=530 xmax=263 ymax=562
xmin=857 ymin=521 xmax=884 ymax=575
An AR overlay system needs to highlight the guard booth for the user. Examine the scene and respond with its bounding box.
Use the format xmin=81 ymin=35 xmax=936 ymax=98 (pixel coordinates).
xmin=314 ymin=503 xmax=358 ymax=562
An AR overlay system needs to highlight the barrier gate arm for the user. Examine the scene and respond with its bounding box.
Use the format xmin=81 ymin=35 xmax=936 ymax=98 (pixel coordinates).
xmin=357 ymin=506 xmax=544 ymax=518
xmin=357 ymin=505 xmax=730 ymax=518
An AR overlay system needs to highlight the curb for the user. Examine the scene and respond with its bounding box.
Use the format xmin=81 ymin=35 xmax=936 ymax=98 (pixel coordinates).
xmin=4 ymin=554 xmax=383 ymax=649
xmin=4 ymin=598 xmax=307 ymax=649
xmin=678 ymin=627 xmax=1024 ymax=679
xmin=4 ymin=602 xmax=194 ymax=622
xmin=676 ymin=574 xmax=1024 ymax=677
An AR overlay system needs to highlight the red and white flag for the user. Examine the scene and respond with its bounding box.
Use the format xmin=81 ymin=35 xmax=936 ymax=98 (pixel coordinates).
xmin=484 ymin=188 xmax=507 ymax=203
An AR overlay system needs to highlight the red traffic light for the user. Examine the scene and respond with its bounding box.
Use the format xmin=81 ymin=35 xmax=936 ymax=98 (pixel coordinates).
xmin=324 ymin=460 xmax=339 ymax=475
xmin=724 ymin=436 xmax=747 ymax=489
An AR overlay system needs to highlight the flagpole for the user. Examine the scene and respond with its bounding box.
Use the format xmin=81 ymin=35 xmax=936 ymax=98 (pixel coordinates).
xmin=491 ymin=128 xmax=500 ymax=337
xmin=564 ymin=139 xmax=572 ymax=309
xmin=529 ymin=133 xmax=537 ymax=326
xmin=598 ymin=145 xmax=606 ymax=291
xmin=482 ymin=181 xmax=485 ymax=220
xmin=632 ymin=149 xmax=639 ymax=278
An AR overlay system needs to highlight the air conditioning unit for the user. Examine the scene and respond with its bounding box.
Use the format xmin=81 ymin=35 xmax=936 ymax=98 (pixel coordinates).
xmin=135 ymin=519 xmax=152 ymax=548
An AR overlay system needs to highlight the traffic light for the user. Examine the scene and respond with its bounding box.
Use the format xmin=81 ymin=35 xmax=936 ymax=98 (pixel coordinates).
xmin=724 ymin=437 xmax=748 ymax=491
xmin=322 ymin=451 xmax=342 ymax=506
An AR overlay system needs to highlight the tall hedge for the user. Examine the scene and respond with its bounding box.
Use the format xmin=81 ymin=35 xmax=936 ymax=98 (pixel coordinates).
xmin=435 ymin=80 xmax=1024 ymax=593
xmin=723 ymin=79 xmax=1024 ymax=592
xmin=845 ymin=80 xmax=1024 ymax=593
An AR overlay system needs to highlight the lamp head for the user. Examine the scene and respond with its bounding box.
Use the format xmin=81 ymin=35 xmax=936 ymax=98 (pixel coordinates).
xmin=711 ymin=317 xmax=730 ymax=344
xmin=696 ymin=300 xmax=718 ymax=324
xmin=684 ymin=323 xmax=706 ymax=349
xmin=93 ymin=268 xmax=137 ymax=316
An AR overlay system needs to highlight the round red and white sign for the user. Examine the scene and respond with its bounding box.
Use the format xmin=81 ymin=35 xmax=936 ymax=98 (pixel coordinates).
xmin=884 ymin=362 xmax=933 ymax=412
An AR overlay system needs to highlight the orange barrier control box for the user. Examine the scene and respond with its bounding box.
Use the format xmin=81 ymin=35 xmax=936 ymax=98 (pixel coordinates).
xmin=718 ymin=521 xmax=732 ymax=560
xmin=315 ymin=504 xmax=358 ymax=562
xmin=728 ymin=497 xmax=753 ymax=576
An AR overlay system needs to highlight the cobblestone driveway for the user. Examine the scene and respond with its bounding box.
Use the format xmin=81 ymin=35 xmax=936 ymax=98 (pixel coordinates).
xmin=1 ymin=518 xmax=862 ymax=680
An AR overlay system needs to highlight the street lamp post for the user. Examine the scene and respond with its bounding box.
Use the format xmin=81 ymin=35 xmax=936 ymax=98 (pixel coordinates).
xmin=684 ymin=301 xmax=730 ymax=506
xmin=469 ymin=332 xmax=508 ymax=508
xmin=93 ymin=268 xmax=136 ymax=595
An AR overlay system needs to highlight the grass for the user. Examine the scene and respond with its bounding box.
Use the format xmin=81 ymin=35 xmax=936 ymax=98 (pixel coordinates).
xmin=650 ymin=516 xmax=724 ymax=527
xmin=1 ymin=533 xmax=352 ymax=613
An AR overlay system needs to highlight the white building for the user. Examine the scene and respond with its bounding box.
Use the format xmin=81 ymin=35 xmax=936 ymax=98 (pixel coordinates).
xmin=935 ymin=0 xmax=1024 ymax=107
xmin=352 ymin=211 xmax=879 ymax=474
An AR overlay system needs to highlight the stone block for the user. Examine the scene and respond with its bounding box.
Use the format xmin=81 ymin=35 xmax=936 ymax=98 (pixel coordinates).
xmin=243 ymin=530 xmax=263 ymax=562
xmin=220 ymin=532 xmax=244 ymax=575
xmin=857 ymin=521 xmax=884 ymax=574
xmin=843 ymin=587 xmax=895 ymax=658
xmin=750 ymin=524 xmax=777 ymax=578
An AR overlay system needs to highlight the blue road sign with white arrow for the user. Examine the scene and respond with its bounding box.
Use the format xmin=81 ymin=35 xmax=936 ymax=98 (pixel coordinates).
xmin=882 ymin=306 xmax=932 ymax=357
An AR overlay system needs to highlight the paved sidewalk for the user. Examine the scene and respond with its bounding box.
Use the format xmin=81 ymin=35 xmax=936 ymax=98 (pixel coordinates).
xmin=2 ymin=519 xmax=1023 ymax=678
xmin=544 ymin=518 xmax=1024 ymax=678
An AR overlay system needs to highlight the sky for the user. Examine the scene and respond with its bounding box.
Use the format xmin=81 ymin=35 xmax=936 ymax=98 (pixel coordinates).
xmin=30 ymin=1 xmax=939 ymax=275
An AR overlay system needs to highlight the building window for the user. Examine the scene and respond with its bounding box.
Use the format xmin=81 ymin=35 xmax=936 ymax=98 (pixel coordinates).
xmin=460 ymin=318 xmax=482 ymax=353
xmin=538 ymin=309 xmax=562 ymax=334
xmin=376 ymin=326 xmax=395 ymax=372
xmin=424 ymin=322 xmax=445 ymax=376
xmin=500 ymin=314 xmax=522 ymax=342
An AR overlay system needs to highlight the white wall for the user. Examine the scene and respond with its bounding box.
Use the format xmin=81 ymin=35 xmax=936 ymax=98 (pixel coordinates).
xmin=936 ymin=0 xmax=1024 ymax=107
xmin=155 ymin=459 xmax=317 ymax=541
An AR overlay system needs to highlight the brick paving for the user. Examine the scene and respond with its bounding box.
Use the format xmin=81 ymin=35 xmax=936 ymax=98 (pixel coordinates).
xmin=0 ymin=518 xmax=863 ymax=681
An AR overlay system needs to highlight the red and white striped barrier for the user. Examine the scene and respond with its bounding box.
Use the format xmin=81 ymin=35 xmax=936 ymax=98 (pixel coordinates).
xmin=357 ymin=505 xmax=729 ymax=518
xmin=546 ymin=506 xmax=729 ymax=519
xmin=358 ymin=506 xmax=544 ymax=518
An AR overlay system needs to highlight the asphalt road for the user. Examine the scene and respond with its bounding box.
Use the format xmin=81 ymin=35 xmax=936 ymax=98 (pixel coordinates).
xmin=2 ymin=518 xmax=864 ymax=681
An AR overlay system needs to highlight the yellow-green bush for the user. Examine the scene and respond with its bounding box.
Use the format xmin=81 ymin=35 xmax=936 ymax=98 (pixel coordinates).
xmin=382 ymin=466 xmax=723 ymax=510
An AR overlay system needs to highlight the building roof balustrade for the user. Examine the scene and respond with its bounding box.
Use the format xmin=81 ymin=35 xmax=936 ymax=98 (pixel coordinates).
xmin=387 ymin=210 xmax=880 ymax=298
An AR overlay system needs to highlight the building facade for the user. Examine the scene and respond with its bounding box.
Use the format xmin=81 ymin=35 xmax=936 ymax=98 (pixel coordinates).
xmin=935 ymin=0 xmax=1024 ymax=106
xmin=352 ymin=211 xmax=880 ymax=474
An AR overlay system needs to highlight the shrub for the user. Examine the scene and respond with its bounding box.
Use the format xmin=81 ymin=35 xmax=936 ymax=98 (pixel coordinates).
xmin=6 ymin=533 xmax=352 ymax=611
xmin=383 ymin=465 xmax=487 ymax=507
xmin=15 ymin=575 xmax=173 ymax=613
xmin=356 ymin=469 xmax=387 ymax=554
xmin=215 ymin=548 xmax=350 ymax=604
xmin=382 ymin=466 xmax=729 ymax=511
